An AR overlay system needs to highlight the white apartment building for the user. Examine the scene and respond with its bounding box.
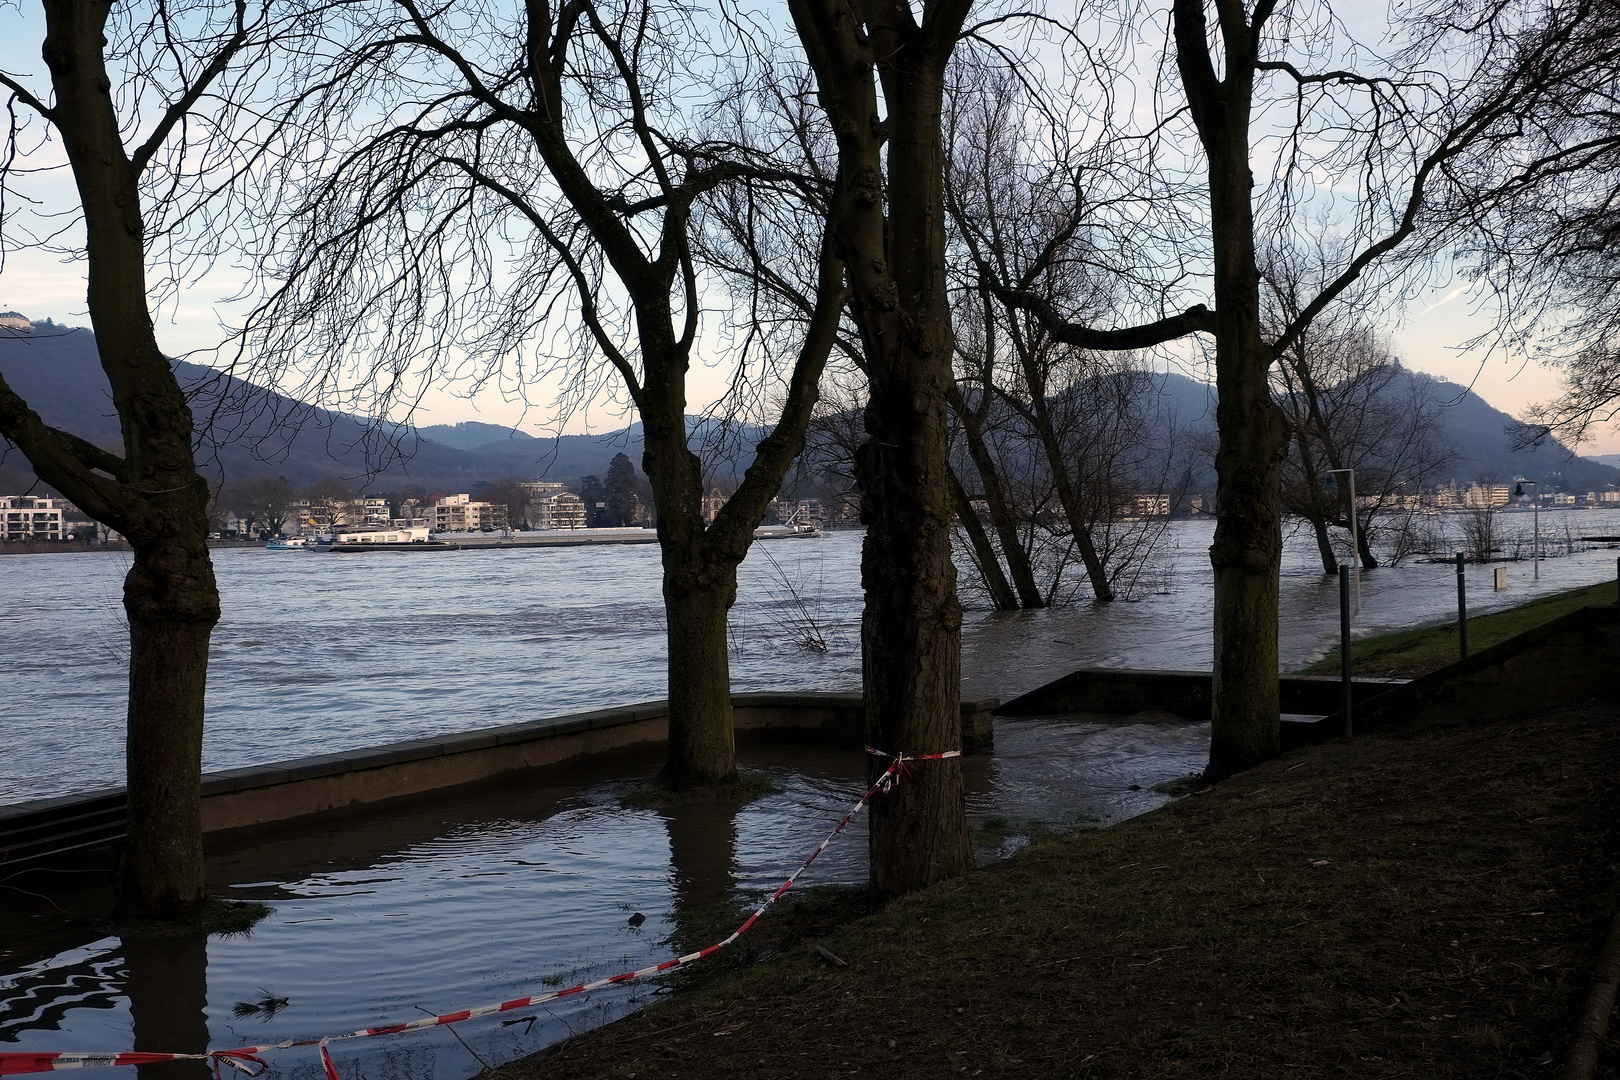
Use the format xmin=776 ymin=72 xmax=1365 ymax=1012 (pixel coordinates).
xmin=1133 ymin=494 xmax=1171 ymax=517
xmin=427 ymin=493 xmax=508 ymax=532
xmin=1 ymin=496 xmax=68 ymax=540
xmin=528 ymin=491 xmax=587 ymax=530
xmin=1463 ymin=482 xmax=1511 ymax=509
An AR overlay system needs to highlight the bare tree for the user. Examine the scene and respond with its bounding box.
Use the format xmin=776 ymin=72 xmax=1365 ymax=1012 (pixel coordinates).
xmin=787 ymin=0 xmax=988 ymax=895
xmin=247 ymin=0 xmax=848 ymax=788
xmin=1443 ymin=0 xmax=1620 ymax=447
xmin=230 ymin=474 xmax=297 ymax=537
xmin=1264 ymin=246 xmax=1456 ymax=574
xmin=0 ymin=0 xmax=287 ymax=916
xmin=1159 ymin=0 xmax=1564 ymax=781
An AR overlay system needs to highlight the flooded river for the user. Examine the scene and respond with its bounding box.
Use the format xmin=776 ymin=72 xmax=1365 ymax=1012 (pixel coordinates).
xmin=2 ymin=512 xmax=1618 ymax=1080
xmin=5 ymin=513 xmax=1618 ymax=805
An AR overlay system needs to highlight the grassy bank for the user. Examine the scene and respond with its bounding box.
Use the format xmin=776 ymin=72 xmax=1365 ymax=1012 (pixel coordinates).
xmin=1299 ymin=579 xmax=1618 ymax=679
xmin=485 ymin=701 xmax=1620 ymax=1079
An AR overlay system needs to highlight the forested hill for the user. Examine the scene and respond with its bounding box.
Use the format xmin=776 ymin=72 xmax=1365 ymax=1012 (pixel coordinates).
xmin=0 ymin=322 xmax=750 ymax=494
xmin=1 ymin=320 xmax=1614 ymax=497
xmin=1150 ymin=367 xmax=1618 ymax=492
xmin=1417 ymin=374 xmax=1620 ymax=491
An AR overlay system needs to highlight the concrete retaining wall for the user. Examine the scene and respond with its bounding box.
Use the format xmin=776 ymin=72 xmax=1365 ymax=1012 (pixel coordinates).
xmin=998 ymin=669 xmax=1405 ymax=720
xmin=0 ymin=693 xmax=999 ymax=864
xmin=1342 ymin=604 xmax=1619 ymax=731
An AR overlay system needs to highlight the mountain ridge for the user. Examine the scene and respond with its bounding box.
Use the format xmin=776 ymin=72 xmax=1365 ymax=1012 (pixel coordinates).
xmin=1 ymin=319 xmax=1615 ymax=498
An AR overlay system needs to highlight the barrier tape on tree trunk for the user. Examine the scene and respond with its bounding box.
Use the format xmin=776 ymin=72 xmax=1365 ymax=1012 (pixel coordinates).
xmin=0 ymin=748 xmax=962 ymax=1078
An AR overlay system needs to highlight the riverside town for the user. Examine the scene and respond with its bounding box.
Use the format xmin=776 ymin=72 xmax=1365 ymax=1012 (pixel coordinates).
xmin=4 ymin=2 xmax=1620 ymax=1077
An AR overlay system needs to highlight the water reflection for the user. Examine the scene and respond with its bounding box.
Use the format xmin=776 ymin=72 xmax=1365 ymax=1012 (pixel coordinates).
xmin=0 ymin=719 xmax=1230 ymax=1080
xmin=662 ymin=799 xmax=739 ymax=912
xmin=125 ymin=936 xmax=209 ymax=1080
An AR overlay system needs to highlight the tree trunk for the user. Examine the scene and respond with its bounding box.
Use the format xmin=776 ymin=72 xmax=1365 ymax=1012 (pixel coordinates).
xmin=1354 ymin=515 xmax=1379 ymax=569
xmin=859 ymin=387 xmax=973 ymax=896
xmin=1 ymin=0 xmax=229 ymax=918
xmin=950 ymin=390 xmax=1044 ymax=607
xmin=1174 ymin=0 xmax=1289 ymax=782
xmin=1024 ymin=394 xmax=1115 ymax=601
xmin=790 ymin=0 xmax=975 ymax=896
xmin=1311 ymin=516 xmax=1337 ymax=574
xmin=948 ymin=462 xmax=1018 ymax=610
xmin=122 ymin=548 xmax=216 ymax=916
xmin=660 ymin=562 xmax=739 ymax=787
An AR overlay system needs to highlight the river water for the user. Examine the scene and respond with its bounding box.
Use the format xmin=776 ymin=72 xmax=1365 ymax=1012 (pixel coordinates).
xmin=2 ymin=512 xmax=1617 ymax=1080
xmin=5 ymin=511 xmax=1620 ymax=804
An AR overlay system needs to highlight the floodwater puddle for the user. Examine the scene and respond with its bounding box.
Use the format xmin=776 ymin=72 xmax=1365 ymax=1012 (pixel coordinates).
xmin=0 ymin=716 xmax=1207 ymax=1080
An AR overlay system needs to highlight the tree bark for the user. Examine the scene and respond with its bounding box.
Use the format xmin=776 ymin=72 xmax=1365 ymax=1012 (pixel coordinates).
xmin=124 ymin=561 xmax=217 ymax=914
xmin=1174 ymin=0 xmax=1289 ymax=781
xmin=790 ymin=0 xmax=975 ymax=896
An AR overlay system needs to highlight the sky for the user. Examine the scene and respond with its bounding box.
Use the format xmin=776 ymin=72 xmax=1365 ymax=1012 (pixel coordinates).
xmin=2 ymin=0 xmax=1615 ymax=455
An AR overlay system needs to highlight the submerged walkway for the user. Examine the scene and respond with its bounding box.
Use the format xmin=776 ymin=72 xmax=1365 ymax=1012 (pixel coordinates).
xmin=484 ymin=699 xmax=1620 ymax=1079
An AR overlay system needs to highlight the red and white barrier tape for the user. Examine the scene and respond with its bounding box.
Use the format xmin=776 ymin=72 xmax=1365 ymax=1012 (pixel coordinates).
xmin=1 ymin=747 xmax=960 ymax=1077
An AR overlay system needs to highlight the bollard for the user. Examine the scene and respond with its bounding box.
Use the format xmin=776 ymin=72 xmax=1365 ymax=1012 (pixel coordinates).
xmin=1456 ymin=552 xmax=1468 ymax=659
xmin=1339 ymin=565 xmax=1352 ymax=739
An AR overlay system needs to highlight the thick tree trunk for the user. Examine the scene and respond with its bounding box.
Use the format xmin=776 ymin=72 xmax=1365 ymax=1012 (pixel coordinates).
xmin=789 ymin=0 xmax=975 ymax=896
xmin=1175 ymin=0 xmax=1289 ymax=782
xmin=1 ymin=0 xmax=230 ymax=918
xmin=641 ymin=399 xmax=740 ymax=787
xmin=859 ymin=388 xmax=973 ymax=896
xmin=122 ymin=546 xmax=217 ymax=916
xmin=660 ymin=565 xmax=739 ymax=787
xmin=948 ymin=462 xmax=1018 ymax=610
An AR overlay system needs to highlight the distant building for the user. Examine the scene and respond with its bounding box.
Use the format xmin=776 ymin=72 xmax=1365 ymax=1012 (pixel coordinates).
xmin=702 ymin=485 xmax=729 ymax=524
xmin=528 ymin=491 xmax=587 ymax=530
xmin=520 ymin=480 xmax=571 ymax=499
xmin=0 ymin=311 xmax=32 ymax=332
xmin=1133 ymin=494 xmax=1171 ymax=517
xmin=1 ymin=495 xmax=67 ymax=540
xmin=1463 ymin=482 xmax=1511 ymax=509
xmin=427 ymin=493 xmax=508 ymax=532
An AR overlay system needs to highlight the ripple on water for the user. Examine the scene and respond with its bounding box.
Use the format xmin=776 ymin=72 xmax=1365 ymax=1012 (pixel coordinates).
xmin=1 ymin=717 xmax=1210 ymax=1080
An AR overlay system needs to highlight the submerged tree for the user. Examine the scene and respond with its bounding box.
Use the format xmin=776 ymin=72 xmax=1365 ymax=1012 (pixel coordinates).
xmin=248 ymin=0 xmax=848 ymax=788
xmin=1264 ymin=244 xmax=1455 ymax=573
xmin=1162 ymin=0 xmax=1563 ymax=780
xmin=0 ymin=0 xmax=286 ymax=916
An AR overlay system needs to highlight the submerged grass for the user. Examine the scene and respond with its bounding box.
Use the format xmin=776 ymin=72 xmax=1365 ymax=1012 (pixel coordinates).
xmin=619 ymin=771 xmax=784 ymax=811
xmin=116 ymin=898 xmax=272 ymax=940
xmin=1299 ymin=579 xmax=1617 ymax=679
xmin=485 ymin=700 xmax=1620 ymax=1079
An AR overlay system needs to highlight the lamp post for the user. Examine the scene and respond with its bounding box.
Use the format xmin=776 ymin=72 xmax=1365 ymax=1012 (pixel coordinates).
xmin=1327 ymin=468 xmax=1360 ymax=611
xmin=1514 ymin=479 xmax=1539 ymax=580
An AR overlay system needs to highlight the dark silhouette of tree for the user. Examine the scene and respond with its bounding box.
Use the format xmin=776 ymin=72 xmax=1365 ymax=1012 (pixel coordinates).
xmin=230 ymin=475 xmax=296 ymax=538
xmin=1442 ymin=0 xmax=1620 ymax=447
xmin=246 ymin=0 xmax=849 ymax=789
xmin=604 ymin=453 xmax=639 ymax=528
xmin=578 ymin=475 xmax=608 ymax=528
xmin=0 ymin=0 xmax=289 ymax=917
